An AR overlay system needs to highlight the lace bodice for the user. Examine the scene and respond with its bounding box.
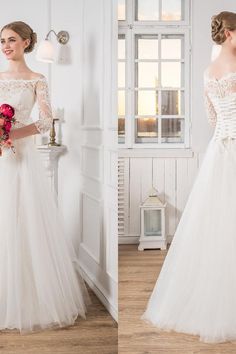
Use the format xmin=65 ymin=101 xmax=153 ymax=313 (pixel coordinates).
xmin=204 ymin=69 xmax=236 ymax=141
xmin=0 ymin=76 xmax=53 ymax=134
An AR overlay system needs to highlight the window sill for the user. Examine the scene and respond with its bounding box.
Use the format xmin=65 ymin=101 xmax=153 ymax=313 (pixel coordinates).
xmin=118 ymin=148 xmax=194 ymax=158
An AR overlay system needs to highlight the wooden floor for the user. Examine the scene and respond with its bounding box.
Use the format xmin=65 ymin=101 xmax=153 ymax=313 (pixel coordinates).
xmin=0 ymin=287 xmax=118 ymax=354
xmin=119 ymin=244 xmax=236 ymax=354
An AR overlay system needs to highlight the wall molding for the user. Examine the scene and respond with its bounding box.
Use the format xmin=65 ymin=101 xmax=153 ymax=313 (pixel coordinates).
xmin=80 ymin=125 xmax=103 ymax=130
xmin=79 ymin=262 xmax=118 ymax=321
xmin=81 ymin=192 xmax=103 ymax=264
xmin=81 ymin=144 xmax=103 ymax=182
xmin=80 ymin=243 xmax=100 ymax=265
xmin=118 ymin=148 xmax=194 ymax=158
xmin=106 ymin=207 xmax=118 ymax=282
xmin=80 ymin=0 xmax=117 ymax=322
xmin=119 ymin=234 xmax=173 ymax=245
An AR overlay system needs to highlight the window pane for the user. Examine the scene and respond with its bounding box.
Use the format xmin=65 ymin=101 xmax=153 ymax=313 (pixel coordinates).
xmin=136 ymin=0 xmax=159 ymax=21
xmin=137 ymin=90 xmax=158 ymax=115
xmin=161 ymin=118 xmax=184 ymax=143
xmin=118 ymin=62 xmax=125 ymax=87
xmin=161 ymin=34 xmax=183 ymax=59
xmin=118 ymin=90 xmax=125 ymax=116
xmin=161 ymin=90 xmax=183 ymax=115
xmin=118 ymin=36 xmax=125 ymax=59
xmin=161 ymin=62 xmax=182 ymax=88
xmin=161 ymin=0 xmax=183 ymax=21
xmin=137 ymin=35 xmax=158 ymax=59
xmin=118 ymin=118 xmax=125 ymax=137
xmin=118 ymin=0 xmax=126 ymax=21
xmin=136 ymin=62 xmax=159 ymax=88
xmin=135 ymin=118 xmax=158 ymax=140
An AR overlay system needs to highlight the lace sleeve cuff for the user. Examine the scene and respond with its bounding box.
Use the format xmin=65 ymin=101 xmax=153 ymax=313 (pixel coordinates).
xmin=35 ymin=77 xmax=53 ymax=134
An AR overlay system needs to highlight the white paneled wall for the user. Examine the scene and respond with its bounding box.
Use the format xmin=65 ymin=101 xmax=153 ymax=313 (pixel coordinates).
xmin=78 ymin=0 xmax=118 ymax=320
xmin=118 ymin=154 xmax=201 ymax=244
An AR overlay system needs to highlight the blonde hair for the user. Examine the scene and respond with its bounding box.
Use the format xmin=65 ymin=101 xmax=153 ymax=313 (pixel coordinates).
xmin=211 ymin=11 xmax=236 ymax=45
xmin=0 ymin=21 xmax=37 ymax=53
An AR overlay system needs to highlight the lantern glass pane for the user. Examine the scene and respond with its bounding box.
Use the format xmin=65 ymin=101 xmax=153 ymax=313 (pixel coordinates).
xmin=144 ymin=209 xmax=162 ymax=236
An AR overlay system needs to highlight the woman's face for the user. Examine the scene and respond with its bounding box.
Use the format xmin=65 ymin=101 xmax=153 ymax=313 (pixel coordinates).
xmin=0 ymin=29 xmax=30 ymax=60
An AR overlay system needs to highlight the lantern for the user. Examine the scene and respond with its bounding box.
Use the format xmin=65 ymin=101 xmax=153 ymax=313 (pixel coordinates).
xmin=138 ymin=187 xmax=167 ymax=251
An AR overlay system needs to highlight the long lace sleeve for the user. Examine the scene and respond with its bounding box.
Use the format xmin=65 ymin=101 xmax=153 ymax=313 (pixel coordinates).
xmin=204 ymin=90 xmax=217 ymax=127
xmin=34 ymin=77 xmax=53 ymax=134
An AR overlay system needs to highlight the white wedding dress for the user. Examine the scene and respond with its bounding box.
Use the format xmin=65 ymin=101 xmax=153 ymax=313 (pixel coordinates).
xmin=141 ymin=69 xmax=236 ymax=343
xmin=0 ymin=77 xmax=89 ymax=334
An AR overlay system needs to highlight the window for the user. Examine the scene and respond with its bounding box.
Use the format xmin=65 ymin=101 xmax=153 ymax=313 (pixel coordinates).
xmin=118 ymin=0 xmax=191 ymax=148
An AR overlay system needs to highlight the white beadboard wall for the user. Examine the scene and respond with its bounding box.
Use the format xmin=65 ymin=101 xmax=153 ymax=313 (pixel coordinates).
xmin=0 ymin=0 xmax=117 ymax=320
xmin=118 ymin=0 xmax=236 ymax=244
xmin=118 ymin=154 xmax=202 ymax=243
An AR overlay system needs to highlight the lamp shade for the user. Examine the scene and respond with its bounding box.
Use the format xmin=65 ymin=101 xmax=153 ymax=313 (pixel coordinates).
xmin=36 ymin=39 xmax=54 ymax=63
xmin=211 ymin=44 xmax=221 ymax=61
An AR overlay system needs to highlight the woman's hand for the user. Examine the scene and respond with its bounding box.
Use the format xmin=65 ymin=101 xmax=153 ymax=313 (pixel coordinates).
xmin=9 ymin=130 xmax=14 ymax=140
xmin=9 ymin=124 xmax=40 ymax=141
xmin=9 ymin=129 xmax=17 ymax=141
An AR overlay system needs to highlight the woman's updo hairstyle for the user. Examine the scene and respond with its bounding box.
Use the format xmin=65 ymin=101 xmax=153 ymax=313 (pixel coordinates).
xmin=0 ymin=21 xmax=37 ymax=53
xmin=211 ymin=11 xmax=236 ymax=45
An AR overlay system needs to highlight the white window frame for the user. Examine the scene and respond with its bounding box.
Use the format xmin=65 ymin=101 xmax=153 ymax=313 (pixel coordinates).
xmin=118 ymin=0 xmax=192 ymax=150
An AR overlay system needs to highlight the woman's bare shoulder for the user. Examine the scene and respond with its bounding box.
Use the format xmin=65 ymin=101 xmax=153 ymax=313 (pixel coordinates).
xmin=29 ymin=72 xmax=45 ymax=80
xmin=0 ymin=71 xmax=45 ymax=80
xmin=205 ymin=62 xmax=236 ymax=79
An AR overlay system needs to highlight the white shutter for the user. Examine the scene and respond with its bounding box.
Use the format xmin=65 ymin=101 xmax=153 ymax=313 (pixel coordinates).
xmin=118 ymin=157 xmax=125 ymax=236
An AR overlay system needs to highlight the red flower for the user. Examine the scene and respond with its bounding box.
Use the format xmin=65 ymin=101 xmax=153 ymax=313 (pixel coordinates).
xmin=0 ymin=103 xmax=16 ymax=155
xmin=4 ymin=121 xmax=11 ymax=132
xmin=0 ymin=104 xmax=15 ymax=119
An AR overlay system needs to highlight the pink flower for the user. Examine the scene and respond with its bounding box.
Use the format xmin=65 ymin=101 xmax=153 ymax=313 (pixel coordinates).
xmin=4 ymin=121 xmax=11 ymax=132
xmin=0 ymin=103 xmax=16 ymax=156
xmin=0 ymin=104 xmax=15 ymax=119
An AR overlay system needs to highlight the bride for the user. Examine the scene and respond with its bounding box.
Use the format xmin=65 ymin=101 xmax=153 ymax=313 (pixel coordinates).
xmin=142 ymin=11 xmax=236 ymax=343
xmin=0 ymin=20 xmax=89 ymax=333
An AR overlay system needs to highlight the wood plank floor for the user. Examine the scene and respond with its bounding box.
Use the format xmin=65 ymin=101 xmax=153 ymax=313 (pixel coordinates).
xmin=0 ymin=287 xmax=118 ymax=354
xmin=119 ymin=244 xmax=236 ymax=354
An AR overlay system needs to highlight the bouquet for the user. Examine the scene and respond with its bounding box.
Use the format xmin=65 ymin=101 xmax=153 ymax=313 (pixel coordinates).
xmin=0 ymin=104 xmax=16 ymax=155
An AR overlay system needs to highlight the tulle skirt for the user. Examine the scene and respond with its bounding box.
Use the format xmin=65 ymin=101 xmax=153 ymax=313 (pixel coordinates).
xmin=0 ymin=136 xmax=89 ymax=334
xmin=141 ymin=137 xmax=236 ymax=343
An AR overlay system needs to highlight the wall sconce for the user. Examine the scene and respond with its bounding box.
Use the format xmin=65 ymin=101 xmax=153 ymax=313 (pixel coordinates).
xmin=36 ymin=30 xmax=70 ymax=63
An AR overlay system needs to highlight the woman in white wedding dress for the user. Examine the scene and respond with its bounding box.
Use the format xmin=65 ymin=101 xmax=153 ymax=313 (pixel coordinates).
xmin=0 ymin=21 xmax=89 ymax=334
xmin=142 ymin=11 xmax=236 ymax=344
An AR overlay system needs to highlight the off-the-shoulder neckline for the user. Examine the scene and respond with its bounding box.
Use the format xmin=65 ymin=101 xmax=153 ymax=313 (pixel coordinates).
xmin=0 ymin=77 xmax=46 ymax=82
xmin=204 ymin=69 xmax=236 ymax=82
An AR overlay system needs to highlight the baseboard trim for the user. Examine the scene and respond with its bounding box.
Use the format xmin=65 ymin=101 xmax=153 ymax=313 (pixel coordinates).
xmin=119 ymin=235 xmax=173 ymax=245
xmin=118 ymin=235 xmax=139 ymax=244
xmin=78 ymin=262 xmax=118 ymax=322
